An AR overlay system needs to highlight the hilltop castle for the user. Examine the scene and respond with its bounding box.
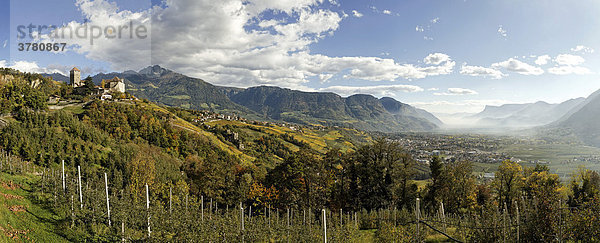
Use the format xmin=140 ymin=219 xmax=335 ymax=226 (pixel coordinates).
xmin=70 ymin=67 xmax=126 ymax=94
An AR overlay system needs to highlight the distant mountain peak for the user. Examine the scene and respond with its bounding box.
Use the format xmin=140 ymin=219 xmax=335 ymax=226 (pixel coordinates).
xmin=138 ymin=65 xmax=172 ymax=77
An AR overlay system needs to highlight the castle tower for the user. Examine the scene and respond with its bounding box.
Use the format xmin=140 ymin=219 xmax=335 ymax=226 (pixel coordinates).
xmin=70 ymin=67 xmax=82 ymax=87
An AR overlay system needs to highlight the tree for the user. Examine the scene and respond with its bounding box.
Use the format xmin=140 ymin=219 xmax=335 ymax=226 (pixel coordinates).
xmin=349 ymin=138 xmax=416 ymax=210
xmin=493 ymin=160 xmax=523 ymax=211
xmin=266 ymin=148 xmax=331 ymax=209
xmin=430 ymin=160 xmax=477 ymax=214
xmin=521 ymin=167 xmax=563 ymax=241
xmin=424 ymin=156 xmax=444 ymax=210
xmin=569 ymin=168 xmax=600 ymax=206
xmin=83 ymin=76 xmax=96 ymax=95
xmin=126 ymin=147 xmax=157 ymax=200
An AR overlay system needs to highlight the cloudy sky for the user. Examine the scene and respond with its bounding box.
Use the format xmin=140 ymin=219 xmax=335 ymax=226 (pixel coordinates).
xmin=1 ymin=0 xmax=600 ymax=114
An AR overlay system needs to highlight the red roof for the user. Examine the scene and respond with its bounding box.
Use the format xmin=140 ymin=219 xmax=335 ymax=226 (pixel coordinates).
xmin=71 ymin=67 xmax=80 ymax=72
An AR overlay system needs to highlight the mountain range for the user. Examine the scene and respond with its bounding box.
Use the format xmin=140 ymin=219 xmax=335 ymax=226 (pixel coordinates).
xmin=42 ymin=65 xmax=600 ymax=147
xmin=43 ymin=65 xmax=442 ymax=132
xmin=549 ymin=89 xmax=600 ymax=147
xmin=470 ymin=98 xmax=585 ymax=128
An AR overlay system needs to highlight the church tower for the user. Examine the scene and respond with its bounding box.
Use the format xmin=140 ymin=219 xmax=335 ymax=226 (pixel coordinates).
xmin=70 ymin=67 xmax=82 ymax=87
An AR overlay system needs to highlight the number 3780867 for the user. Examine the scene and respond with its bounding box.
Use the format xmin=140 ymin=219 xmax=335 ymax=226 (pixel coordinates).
xmin=18 ymin=43 xmax=67 ymax=52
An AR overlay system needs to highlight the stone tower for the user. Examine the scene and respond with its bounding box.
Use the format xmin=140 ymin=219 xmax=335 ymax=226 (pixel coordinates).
xmin=70 ymin=67 xmax=82 ymax=87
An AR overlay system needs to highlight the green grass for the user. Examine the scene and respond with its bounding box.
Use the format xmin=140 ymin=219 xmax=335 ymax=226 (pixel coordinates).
xmin=0 ymin=172 xmax=67 ymax=242
xmin=167 ymin=95 xmax=191 ymax=100
xmin=473 ymin=143 xmax=600 ymax=180
xmin=503 ymin=144 xmax=600 ymax=175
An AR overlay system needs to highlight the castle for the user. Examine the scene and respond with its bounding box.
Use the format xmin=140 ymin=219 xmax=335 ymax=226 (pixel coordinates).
xmin=70 ymin=67 xmax=126 ymax=94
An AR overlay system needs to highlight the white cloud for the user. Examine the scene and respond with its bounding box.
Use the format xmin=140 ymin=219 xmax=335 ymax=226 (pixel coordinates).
xmin=318 ymin=73 xmax=334 ymax=83
xmin=328 ymin=0 xmax=340 ymax=6
xmin=497 ymin=25 xmax=507 ymax=37
xmin=423 ymin=36 xmax=433 ymax=41
xmin=2 ymin=40 xmax=6 ymax=48
xmin=0 ymin=60 xmax=66 ymax=75
xmin=548 ymin=65 xmax=592 ymax=75
xmin=319 ymin=84 xmax=423 ymax=97
xmin=571 ymin=45 xmax=594 ymax=54
xmin=491 ymin=58 xmax=543 ymax=75
xmin=382 ymin=10 xmax=392 ymax=15
xmin=424 ymin=53 xmax=450 ymax=65
xmin=430 ymin=17 xmax=439 ymax=23
xmin=554 ymin=54 xmax=585 ymax=66
xmin=411 ymin=99 xmax=512 ymax=114
xmin=534 ymin=55 xmax=551 ymax=65
xmin=434 ymin=88 xmax=478 ymax=96
xmin=427 ymin=88 xmax=439 ymax=91
xmin=38 ymin=0 xmax=152 ymax=70
xmin=36 ymin=0 xmax=456 ymax=89
xmin=352 ymin=10 xmax=363 ymax=18
xmin=545 ymin=54 xmax=592 ymax=75
xmin=415 ymin=25 xmax=424 ymax=32
xmin=460 ymin=64 xmax=505 ymax=79
xmin=338 ymin=53 xmax=454 ymax=81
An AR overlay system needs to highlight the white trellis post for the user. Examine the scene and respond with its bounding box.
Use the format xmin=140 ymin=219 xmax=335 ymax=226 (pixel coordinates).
xmin=121 ymin=221 xmax=125 ymax=242
xmin=146 ymin=184 xmax=151 ymax=238
xmin=62 ymin=160 xmax=65 ymax=191
xmin=240 ymin=202 xmax=245 ymax=243
xmin=169 ymin=187 xmax=172 ymax=214
xmin=105 ymin=173 xmax=111 ymax=226
xmin=340 ymin=208 xmax=343 ymax=228
xmin=78 ymin=166 xmax=83 ymax=209
xmin=322 ymin=209 xmax=327 ymax=243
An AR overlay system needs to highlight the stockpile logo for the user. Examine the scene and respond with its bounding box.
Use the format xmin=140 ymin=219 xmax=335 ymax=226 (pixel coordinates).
xmin=9 ymin=0 xmax=152 ymax=68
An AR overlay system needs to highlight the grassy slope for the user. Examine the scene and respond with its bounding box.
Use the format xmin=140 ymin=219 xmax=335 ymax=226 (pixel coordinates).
xmin=0 ymin=172 xmax=67 ymax=242
xmin=205 ymin=120 xmax=371 ymax=154
xmin=134 ymin=101 xmax=371 ymax=165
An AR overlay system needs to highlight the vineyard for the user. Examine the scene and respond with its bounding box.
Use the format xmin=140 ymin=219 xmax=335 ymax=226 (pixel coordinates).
xmin=2 ymin=149 xmax=600 ymax=242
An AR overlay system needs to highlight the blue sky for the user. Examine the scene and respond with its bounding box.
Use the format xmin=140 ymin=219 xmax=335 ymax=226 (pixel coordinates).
xmin=1 ymin=0 xmax=599 ymax=115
